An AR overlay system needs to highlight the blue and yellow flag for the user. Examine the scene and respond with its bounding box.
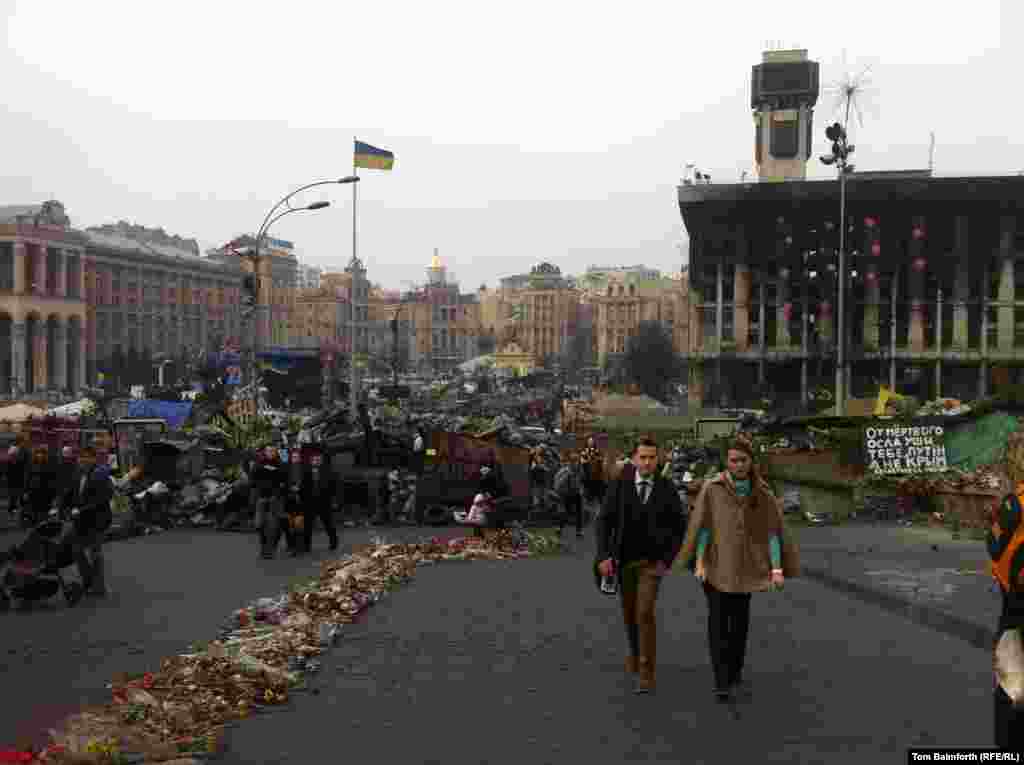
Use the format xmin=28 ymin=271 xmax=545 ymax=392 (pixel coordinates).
xmin=354 ymin=140 xmax=394 ymax=171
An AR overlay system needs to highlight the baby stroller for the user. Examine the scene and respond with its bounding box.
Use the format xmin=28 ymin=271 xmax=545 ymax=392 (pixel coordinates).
xmin=0 ymin=515 xmax=84 ymax=609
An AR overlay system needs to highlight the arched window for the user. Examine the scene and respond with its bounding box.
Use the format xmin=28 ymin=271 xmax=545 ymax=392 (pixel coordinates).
xmin=629 ymin=284 xmax=636 ymax=296
xmin=618 ymin=285 xmax=624 ymax=296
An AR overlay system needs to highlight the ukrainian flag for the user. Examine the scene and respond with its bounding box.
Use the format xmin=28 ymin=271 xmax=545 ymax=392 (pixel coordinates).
xmin=354 ymin=140 xmax=395 ymax=171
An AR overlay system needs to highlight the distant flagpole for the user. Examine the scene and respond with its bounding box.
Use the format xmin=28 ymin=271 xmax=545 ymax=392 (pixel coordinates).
xmin=350 ymin=136 xmax=359 ymax=414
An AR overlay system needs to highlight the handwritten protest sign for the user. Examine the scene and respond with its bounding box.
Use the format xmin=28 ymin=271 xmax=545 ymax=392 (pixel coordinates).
xmin=864 ymin=424 xmax=947 ymax=475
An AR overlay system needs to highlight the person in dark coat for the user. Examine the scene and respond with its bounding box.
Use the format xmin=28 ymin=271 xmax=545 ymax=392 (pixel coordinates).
xmin=251 ymin=446 xmax=290 ymax=559
xmin=283 ymin=448 xmax=305 ymax=556
xmin=68 ymin=446 xmax=114 ymax=596
xmin=54 ymin=446 xmax=79 ymax=521
xmin=6 ymin=443 xmax=29 ymax=520
xmin=300 ymin=448 xmax=339 ymax=553
xmin=595 ymin=435 xmax=686 ymax=695
xmin=358 ymin=403 xmax=376 ymax=467
xmin=23 ymin=447 xmax=58 ymax=527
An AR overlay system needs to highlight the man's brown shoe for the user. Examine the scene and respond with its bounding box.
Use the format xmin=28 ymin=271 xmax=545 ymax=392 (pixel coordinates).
xmin=625 ymin=656 xmax=638 ymax=674
xmin=635 ymin=659 xmax=655 ymax=694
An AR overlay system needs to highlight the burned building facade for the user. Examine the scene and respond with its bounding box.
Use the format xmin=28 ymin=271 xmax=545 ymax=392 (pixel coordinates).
xmin=679 ymin=173 xmax=1024 ymax=409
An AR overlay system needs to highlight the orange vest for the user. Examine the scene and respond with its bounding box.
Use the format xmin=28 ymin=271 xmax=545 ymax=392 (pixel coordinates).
xmin=991 ymin=489 xmax=1024 ymax=593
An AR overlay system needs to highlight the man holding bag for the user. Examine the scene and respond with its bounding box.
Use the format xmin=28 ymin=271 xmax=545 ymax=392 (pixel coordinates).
xmin=594 ymin=436 xmax=686 ymax=694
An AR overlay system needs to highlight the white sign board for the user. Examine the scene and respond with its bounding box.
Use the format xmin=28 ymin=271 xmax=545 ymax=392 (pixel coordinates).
xmin=864 ymin=425 xmax=947 ymax=475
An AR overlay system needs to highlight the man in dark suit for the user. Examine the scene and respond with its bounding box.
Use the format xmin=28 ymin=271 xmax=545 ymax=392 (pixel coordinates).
xmin=69 ymin=446 xmax=114 ymax=596
xmin=300 ymin=448 xmax=339 ymax=553
xmin=595 ymin=436 xmax=687 ymax=694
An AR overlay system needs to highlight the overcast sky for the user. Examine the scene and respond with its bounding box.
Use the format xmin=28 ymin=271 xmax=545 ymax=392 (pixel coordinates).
xmin=1 ymin=1 xmax=1017 ymax=291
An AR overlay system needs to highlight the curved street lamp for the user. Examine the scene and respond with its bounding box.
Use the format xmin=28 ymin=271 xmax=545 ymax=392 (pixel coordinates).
xmin=253 ymin=176 xmax=359 ymax=259
xmin=243 ymin=176 xmax=360 ymax=398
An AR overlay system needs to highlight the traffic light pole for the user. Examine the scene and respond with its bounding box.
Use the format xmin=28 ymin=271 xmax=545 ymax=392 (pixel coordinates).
xmin=820 ymin=121 xmax=855 ymax=417
xmin=836 ymin=169 xmax=847 ymax=416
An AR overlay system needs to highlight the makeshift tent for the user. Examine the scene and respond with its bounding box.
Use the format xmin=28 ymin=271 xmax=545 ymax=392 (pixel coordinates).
xmin=0 ymin=403 xmax=46 ymax=422
xmin=127 ymin=399 xmax=193 ymax=429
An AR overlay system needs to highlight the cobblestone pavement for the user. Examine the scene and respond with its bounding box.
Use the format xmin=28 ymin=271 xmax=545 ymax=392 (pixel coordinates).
xmin=1 ymin=521 xmax=1000 ymax=762
xmin=794 ymin=523 xmax=997 ymax=648
xmin=222 ymin=534 xmax=993 ymax=764
xmin=0 ymin=523 xmax=460 ymax=748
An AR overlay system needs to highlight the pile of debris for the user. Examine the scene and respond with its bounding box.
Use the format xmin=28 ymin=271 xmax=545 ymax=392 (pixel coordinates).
xmin=23 ymin=530 xmax=561 ymax=765
xmin=664 ymin=443 xmax=722 ymax=495
xmin=917 ymin=398 xmax=972 ymax=417
xmin=866 ymin=465 xmax=1004 ymax=496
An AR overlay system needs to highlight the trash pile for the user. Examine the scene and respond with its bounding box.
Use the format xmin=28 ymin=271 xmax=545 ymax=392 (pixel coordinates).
xmin=105 ymin=477 xmax=237 ymax=541
xmin=409 ymin=412 xmax=560 ymax=447
xmin=663 ymin=443 xmax=721 ymax=495
xmin=864 ymin=465 xmax=1004 ymax=496
xmin=917 ymin=398 xmax=972 ymax=417
xmin=20 ymin=529 xmax=561 ymax=765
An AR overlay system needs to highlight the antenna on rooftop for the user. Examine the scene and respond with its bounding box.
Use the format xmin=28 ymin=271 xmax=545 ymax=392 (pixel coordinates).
xmin=928 ymin=131 xmax=936 ymax=173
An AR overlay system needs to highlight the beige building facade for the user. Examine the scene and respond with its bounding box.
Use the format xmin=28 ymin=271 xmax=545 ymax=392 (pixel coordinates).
xmin=576 ymin=265 xmax=689 ymax=366
xmin=0 ymin=202 xmax=88 ymax=395
xmin=479 ymin=262 xmax=580 ymax=369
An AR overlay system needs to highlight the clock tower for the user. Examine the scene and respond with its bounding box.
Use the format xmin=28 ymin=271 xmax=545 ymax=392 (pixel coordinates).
xmin=752 ymin=49 xmax=820 ymax=182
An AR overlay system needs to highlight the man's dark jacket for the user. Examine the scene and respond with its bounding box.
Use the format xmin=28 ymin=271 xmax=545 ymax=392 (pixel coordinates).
xmin=70 ymin=465 xmax=114 ymax=536
xmin=300 ymin=464 xmax=338 ymax=507
xmin=7 ymin=449 xmax=28 ymax=493
xmin=251 ymin=460 xmax=288 ymax=500
xmin=25 ymin=460 xmax=59 ymax=516
xmin=593 ymin=464 xmax=687 ymax=589
xmin=55 ymin=459 xmax=79 ymax=508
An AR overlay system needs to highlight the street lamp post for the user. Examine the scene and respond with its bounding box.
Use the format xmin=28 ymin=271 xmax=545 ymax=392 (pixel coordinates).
xmin=820 ymin=122 xmax=855 ymax=415
xmin=242 ymin=176 xmax=360 ymax=412
xmin=153 ymin=357 xmax=174 ymax=388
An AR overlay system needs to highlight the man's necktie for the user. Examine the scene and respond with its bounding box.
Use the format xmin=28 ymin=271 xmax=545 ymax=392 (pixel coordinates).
xmin=638 ymin=480 xmax=650 ymax=504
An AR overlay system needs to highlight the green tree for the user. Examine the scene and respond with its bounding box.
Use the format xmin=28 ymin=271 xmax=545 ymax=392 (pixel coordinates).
xmin=622 ymin=321 xmax=684 ymax=402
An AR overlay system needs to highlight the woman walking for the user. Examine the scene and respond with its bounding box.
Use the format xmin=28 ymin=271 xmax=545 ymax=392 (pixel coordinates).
xmin=676 ymin=438 xmax=799 ymax=704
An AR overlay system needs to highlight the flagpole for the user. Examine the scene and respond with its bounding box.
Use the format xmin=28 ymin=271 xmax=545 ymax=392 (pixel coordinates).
xmin=350 ymin=137 xmax=359 ymax=416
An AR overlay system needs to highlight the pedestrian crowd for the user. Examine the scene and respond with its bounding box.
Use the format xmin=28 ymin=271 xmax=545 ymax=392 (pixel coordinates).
xmin=10 ymin=414 xmax=1024 ymax=749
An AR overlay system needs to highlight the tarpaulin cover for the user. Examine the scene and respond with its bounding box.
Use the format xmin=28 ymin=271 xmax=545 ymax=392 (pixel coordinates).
xmin=944 ymin=412 xmax=1021 ymax=471
xmin=127 ymin=399 xmax=193 ymax=429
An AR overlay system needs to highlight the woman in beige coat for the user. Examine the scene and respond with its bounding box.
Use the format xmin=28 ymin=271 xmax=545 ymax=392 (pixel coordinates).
xmin=675 ymin=438 xmax=799 ymax=704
